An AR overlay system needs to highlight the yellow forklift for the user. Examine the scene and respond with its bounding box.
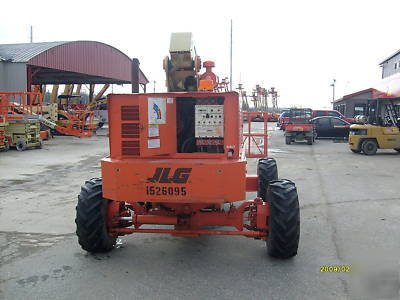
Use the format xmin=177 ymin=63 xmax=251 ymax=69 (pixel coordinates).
xmin=349 ymin=98 xmax=400 ymax=155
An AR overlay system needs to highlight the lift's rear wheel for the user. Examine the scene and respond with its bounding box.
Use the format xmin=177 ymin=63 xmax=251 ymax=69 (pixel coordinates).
xmin=266 ymin=179 xmax=300 ymax=259
xmin=16 ymin=141 xmax=26 ymax=151
xmin=361 ymin=139 xmax=378 ymax=155
xmin=75 ymin=178 xmax=117 ymax=253
xmin=257 ymin=158 xmax=278 ymax=201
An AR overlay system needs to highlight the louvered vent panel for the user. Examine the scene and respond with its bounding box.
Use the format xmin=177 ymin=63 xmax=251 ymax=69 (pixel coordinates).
xmin=121 ymin=141 xmax=140 ymax=156
xmin=121 ymin=105 xmax=139 ymax=121
xmin=121 ymin=123 xmax=140 ymax=138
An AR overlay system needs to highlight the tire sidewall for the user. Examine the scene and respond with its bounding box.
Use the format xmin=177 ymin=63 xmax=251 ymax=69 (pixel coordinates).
xmin=362 ymin=139 xmax=377 ymax=155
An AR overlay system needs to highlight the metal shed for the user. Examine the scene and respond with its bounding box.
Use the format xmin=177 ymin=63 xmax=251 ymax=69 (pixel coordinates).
xmin=0 ymin=41 xmax=148 ymax=92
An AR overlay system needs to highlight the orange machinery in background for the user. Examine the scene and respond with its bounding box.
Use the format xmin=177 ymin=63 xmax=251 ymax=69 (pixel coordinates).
xmin=0 ymin=92 xmax=96 ymax=138
xmin=0 ymin=94 xmax=9 ymax=151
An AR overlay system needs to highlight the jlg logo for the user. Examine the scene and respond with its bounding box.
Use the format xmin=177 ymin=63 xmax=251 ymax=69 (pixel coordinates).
xmin=147 ymin=168 xmax=192 ymax=184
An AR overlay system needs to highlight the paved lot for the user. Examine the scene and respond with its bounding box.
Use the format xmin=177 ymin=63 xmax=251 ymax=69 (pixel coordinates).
xmin=1 ymin=124 xmax=399 ymax=300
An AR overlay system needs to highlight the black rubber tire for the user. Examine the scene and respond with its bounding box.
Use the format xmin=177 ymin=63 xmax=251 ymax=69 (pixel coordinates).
xmin=75 ymin=178 xmax=117 ymax=253
xmin=16 ymin=141 xmax=27 ymax=151
xmin=257 ymin=158 xmax=278 ymax=201
xmin=285 ymin=136 xmax=291 ymax=145
xmin=361 ymin=139 xmax=378 ymax=155
xmin=350 ymin=149 xmax=361 ymax=153
xmin=394 ymin=148 xmax=400 ymax=153
xmin=266 ymin=179 xmax=300 ymax=259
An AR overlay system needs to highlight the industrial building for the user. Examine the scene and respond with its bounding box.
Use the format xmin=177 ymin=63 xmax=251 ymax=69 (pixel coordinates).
xmin=334 ymin=48 xmax=400 ymax=118
xmin=0 ymin=41 xmax=148 ymax=92
xmin=380 ymin=48 xmax=400 ymax=79
xmin=333 ymin=88 xmax=373 ymax=117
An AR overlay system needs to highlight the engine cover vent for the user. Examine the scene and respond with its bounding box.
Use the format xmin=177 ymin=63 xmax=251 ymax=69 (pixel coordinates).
xmin=121 ymin=123 xmax=140 ymax=139
xmin=121 ymin=105 xmax=139 ymax=121
xmin=121 ymin=141 xmax=140 ymax=156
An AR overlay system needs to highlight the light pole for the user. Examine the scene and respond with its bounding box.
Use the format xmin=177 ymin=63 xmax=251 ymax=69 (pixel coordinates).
xmin=330 ymin=79 xmax=336 ymax=103
xmin=153 ymin=80 xmax=156 ymax=93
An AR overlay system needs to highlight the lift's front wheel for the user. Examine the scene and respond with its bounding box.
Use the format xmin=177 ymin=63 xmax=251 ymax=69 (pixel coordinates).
xmin=75 ymin=178 xmax=117 ymax=253
xmin=266 ymin=179 xmax=300 ymax=259
xmin=16 ymin=141 xmax=26 ymax=151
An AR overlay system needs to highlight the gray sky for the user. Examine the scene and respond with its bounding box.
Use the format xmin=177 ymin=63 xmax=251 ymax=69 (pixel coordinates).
xmin=1 ymin=0 xmax=399 ymax=108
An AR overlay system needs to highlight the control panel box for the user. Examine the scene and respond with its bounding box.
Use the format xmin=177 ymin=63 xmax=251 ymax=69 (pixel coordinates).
xmin=195 ymin=105 xmax=224 ymax=138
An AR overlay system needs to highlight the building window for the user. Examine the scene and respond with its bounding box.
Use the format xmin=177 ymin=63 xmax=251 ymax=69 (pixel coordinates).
xmin=354 ymin=104 xmax=366 ymax=116
xmin=340 ymin=104 xmax=346 ymax=115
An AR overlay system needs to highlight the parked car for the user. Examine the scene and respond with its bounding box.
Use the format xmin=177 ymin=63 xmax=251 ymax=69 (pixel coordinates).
xmin=310 ymin=116 xmax=351 ymax=138
xmin=277 ymin=111 xmax=290 ymax=130
xmin=312 ymin=110 xmax=354 ymax=123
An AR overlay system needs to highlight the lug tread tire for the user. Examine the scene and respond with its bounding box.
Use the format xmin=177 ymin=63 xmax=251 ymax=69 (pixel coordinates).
xmin=75 ymin=178 xmax=116 ymax=253
xmin=267 ymin=179 xmax=300 ymax=259
xmin=257 ymin=158 xmax=278 ymax=200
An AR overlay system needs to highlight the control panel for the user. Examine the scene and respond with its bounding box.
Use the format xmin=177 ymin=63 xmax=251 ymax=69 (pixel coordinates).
xmin=195 ymin=105 xmax=224 ymax=138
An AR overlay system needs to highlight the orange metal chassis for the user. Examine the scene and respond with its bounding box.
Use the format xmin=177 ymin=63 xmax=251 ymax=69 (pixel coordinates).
xmin=102 ymin=92 xmax=269 ymax=239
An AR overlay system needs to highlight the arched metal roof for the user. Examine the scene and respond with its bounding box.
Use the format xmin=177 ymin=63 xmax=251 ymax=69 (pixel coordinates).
xmin=0 ymin=41 xmax=66 ymax=62
xmin=0 ymin=41 xmax=148 ymax=85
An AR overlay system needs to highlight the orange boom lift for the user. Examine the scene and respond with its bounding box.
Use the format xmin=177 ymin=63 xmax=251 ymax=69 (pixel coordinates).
xmin=75 ymin=33 xmax=300 ymax=258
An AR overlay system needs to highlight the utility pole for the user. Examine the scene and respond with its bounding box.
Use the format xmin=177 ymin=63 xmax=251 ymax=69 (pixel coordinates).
xmin=153 ymin=80 xmax=156 ymax=93
xmin=229 ymin=19 xmax=233 ymax=91
xmin=330 ymin=79 xmax=336 ymax=102
xmin=30 ymin=26 xmax=33 ymax=43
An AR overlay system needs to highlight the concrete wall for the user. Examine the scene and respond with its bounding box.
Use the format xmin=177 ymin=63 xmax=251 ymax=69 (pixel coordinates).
xmin=381 ymin=52 xmax=400 ymax=78
xmin=0 ymin=62 xmax=27 ymax=92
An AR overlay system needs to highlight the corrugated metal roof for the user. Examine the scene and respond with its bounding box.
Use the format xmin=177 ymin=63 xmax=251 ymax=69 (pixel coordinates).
xmin=0 ymin=41 xmax=149 ymax=85
xmin=0 ymin=41 xmax=67 ymax=62
xmin=379 ymin=49 xmax=400 ymax=65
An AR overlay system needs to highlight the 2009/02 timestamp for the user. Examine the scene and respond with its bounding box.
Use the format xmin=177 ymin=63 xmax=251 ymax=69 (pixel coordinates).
xmin=320 ymin=265 xmax=352 ymax=273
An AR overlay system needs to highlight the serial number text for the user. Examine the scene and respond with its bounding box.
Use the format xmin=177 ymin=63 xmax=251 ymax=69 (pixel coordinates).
xmin=146 ymin=186 xmax=187 ymax=196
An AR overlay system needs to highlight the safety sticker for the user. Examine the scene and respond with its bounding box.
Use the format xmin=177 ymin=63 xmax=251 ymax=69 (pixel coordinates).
xmin=148 ymin=98 xmax=167 ymax=124
xmin=148 ymin=139 xmax=161 ymax=149
xmin=148 ymin=125 xmax=159 ymax=137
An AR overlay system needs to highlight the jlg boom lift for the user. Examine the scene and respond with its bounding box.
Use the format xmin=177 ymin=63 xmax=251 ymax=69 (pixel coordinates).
xmin=76 ymin=33 xmax=300 ymax=258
